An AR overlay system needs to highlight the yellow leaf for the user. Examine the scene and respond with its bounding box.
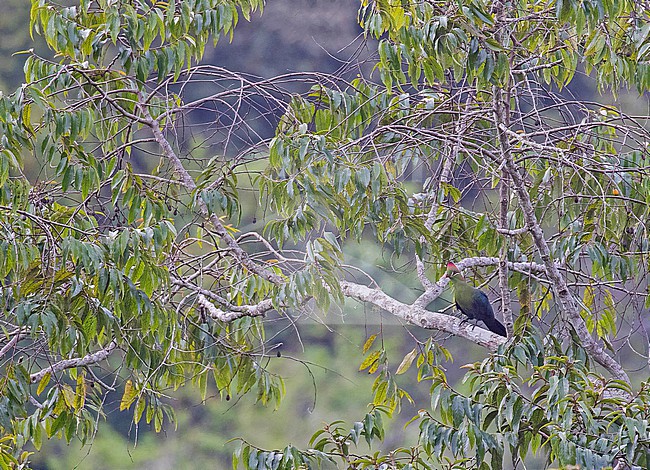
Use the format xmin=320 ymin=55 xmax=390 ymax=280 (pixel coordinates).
xmin=134 ymin=398 xmax=146 ymax=424
xmin=224 ymin=224 xmax=240 ymax=235
xmin=53 ymin=394 xmax=66 ymax=415
xmin=373 ymin=379 xmax=388 ymax=404
xmin=74 ymin=373 xmax=86 ymax=411
xmin=362 ymin=334 xmax=377 ymax=354
xmin=120 ymin=379 xmax=137 ymax=411
xmin=154 ymin=409 xmax=163 ymax=433
xmin=36 ymin=372 xmax=50 ymax=396
xmin=62 ymin=385 xmax=76 ymax=409
xmin=396 ymin=348 xmax=418 ymax=375
xmin=359 ymin=350 xmax=381 ymax=372
xmin=583 ymin=284 xmax=595 ymax=309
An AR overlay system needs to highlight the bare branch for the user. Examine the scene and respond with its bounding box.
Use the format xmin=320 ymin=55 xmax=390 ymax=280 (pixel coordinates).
xmin=197 ymin=294 xmax=274 ymax=322
xmin=416 ymin=93 xmax=473 ymax=290
xmin=30 ymin=341 xmax=118 ymax=384
xmin=135 ymin=91 xmax=284 ymax=285
xmin=498 ymin=123 xmax=630 ymax=383
xmin=495 ymin=227 xmax=529 ymax=236
xmin=0 ymin=330 xmax=23 ymax=359
xmin=341 ymin=281 xmax=506 ymax=351
xmin=493 ymin=82 xmax=514 ymax=338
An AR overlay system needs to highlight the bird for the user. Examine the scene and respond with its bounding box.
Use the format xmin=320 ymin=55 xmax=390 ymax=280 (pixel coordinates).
xmin=446 ymin=262 xmax=507 ymax=337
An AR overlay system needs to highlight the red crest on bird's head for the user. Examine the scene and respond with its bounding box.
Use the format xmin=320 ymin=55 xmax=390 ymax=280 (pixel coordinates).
xmin=446 ymin=262 xmax=460 ymax=273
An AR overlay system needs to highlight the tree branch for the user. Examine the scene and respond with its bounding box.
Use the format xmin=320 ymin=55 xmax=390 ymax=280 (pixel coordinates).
xmin=497 ymin=123 xmax=630 ymax=383
xmin=493 ymin=60 xmax=514 ymax=337
xmin=196 ymin=294 xmax=274 ymax=322
xmin=30 ymin=341 xmax=118 ymax=384
xmin=135 ymin=92 xmax=284 ymax=286
xmin=341 ymin=281 xmax=506 ymax=351
xmin=0 ymin=330 xmax=23 ymax=359
xmin=415 ymin=93 xmax=473 ymax=290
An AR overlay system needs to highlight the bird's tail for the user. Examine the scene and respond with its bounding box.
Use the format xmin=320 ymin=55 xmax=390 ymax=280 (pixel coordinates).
xmin=483 ymin=317 xmax=507 ymax=337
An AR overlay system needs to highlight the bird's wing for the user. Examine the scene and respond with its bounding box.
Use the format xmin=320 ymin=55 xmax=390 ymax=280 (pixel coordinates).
xmin=473 ymin=290 xmax=494 ymax=317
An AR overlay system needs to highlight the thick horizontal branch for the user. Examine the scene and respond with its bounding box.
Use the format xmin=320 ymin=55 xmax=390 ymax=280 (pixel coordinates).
xmin=196 ymin=294 xmax=274 ymax=322
xmin=496 ymin=227 xmax=529 ymax=236
xmin=30 ymin=341 xmax=117 ymax=383
xmin=340 ymin=281 xmax=505 ymax=351
xmin=173 ymin=277 xmax=277 ymax=321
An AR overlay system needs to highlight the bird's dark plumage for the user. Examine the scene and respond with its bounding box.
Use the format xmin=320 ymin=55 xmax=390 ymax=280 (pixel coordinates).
xmin=447 ymin=262 xmax=507 ymax=337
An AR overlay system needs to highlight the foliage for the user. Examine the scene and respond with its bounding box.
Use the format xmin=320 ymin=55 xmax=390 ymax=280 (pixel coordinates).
xmin=1 ymin=0 xmax=650 ymax=468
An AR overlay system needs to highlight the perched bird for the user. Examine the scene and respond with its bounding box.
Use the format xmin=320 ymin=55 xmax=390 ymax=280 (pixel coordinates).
xmin=446 ymin=262 xmax=507 ymax=337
